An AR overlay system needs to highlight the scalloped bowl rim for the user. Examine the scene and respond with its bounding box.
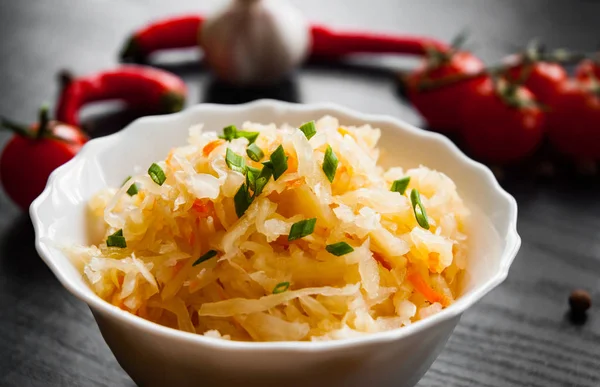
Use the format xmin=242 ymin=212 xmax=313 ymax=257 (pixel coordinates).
xmin=30 ymin=100 xmax=520 ymax=352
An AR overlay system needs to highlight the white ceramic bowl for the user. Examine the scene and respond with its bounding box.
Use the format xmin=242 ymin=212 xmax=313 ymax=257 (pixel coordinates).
xmin=30 ymin=100 xmax=520 ymax=387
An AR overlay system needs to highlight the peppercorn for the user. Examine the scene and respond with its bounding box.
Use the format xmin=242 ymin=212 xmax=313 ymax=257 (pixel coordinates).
xmin=569 ymin=289 xmax=591 ymax=315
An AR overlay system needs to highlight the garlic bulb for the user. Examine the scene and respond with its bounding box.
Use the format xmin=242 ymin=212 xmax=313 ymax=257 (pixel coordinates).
xmin=200 ymin=0 xmax=311 ymax=86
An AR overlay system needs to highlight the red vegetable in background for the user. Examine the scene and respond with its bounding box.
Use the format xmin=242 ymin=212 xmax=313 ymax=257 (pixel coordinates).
xmin=309 ymin=25 xmax=449 ymax=58
xmin=56 ymin=66 xmax=187 ymax=127
xmin=460 ymin=78 xmax=545 ymax=164
xmin=120 ymin=15 xmax=205 ymax=62
xmin=546 ymin=77 xmax=600 ymax=161
xmin=0 ymin=107 xmax=88 ymax=210
xmin=404 ymin=41 xmax=486 ymax=133
xmin=504 ymin=55 xmax=567 ymax=104
xmin=118 ymin=13 xmax=450 ymax=62
xmin=575 ymin=59 xmax=600 ymax=82
xmin=116 ymin=14 xmax=599 ymax=169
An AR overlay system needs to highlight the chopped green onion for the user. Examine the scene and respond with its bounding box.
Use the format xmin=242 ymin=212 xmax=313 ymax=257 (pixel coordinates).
xmin=269 ymin=145 xmax=288 ymax=180
xmin=148 ymin=163 xmax=166 ymax=186
xmin=234 ymin=183 xmax=253 ymax=218
xmin=410 ymin=189 xmax=430 ymax=230
xmin=219 ymin=125 xmax=237 ymax=141
xmin=246 ymin=143 xmax=264 ymax=162
xmin=235 ymin=130 xmax=259 ymax=144
xmin=299 ymin=121 xmax=317 ymax=140
xmin=273 ymin=281 xmax=290 ymax=294
xmin=253 ymin=166 xmax=273 ymax=197
xmin=193 ymin=250 xmax=218 ymax=266
xmin=226 ymin=148 xmax=246 ymax=174
xmin=126 ymin=183 xmax=139 ymax=196
xmin=288 ymin=218 xmax=317 ymax=241
xmin=218 ymin=125 xmax=259 ymax=144
xmin=107 ymin=229 xmax=127 ymax=248
xmin=122 ymin=176 xmax=139 ymax=196
xmin=326 ymin=242 xmax=354 ymax=256
xmin=322 ymin=145 xmax=338 ymax=183
xmin=246 ymin=166 xmax=261 ymax=191
xmin=390 ymin=177 xmax=411 ymax=195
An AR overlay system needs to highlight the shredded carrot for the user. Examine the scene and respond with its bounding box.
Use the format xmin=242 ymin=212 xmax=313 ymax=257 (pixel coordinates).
xmin=285 ymin=152 xmax=298 ymax=173
xmin=172 ymin=261 xmax=186 ymax=276
xmin=192 ymin=199 xmax=213 ymax=217
xmin=407 ymin=271 xmax=449 ymax=307
xmin=428 ymin=253 xmax=441 ymax=273
xmin=165 ymin=149 xmax=175 ymax=167
xmin=373 ymin=252 xmax=392 ymax=270
xmin=286 ymin=178 xmax=304 ymax=189
xmin=137 ymin=305 xmax=148 ymax=318
xmin=203 ymin=139 xmax=225 ymax=157
xmin=273 ymin=235 xmax=291 ymax=249
xmin=111 ymin=293 xmax=126 ymax=310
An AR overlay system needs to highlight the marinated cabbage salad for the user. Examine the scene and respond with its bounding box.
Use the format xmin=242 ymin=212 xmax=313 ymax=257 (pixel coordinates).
xmin=68 ymin=116 xmax=469 ymax=341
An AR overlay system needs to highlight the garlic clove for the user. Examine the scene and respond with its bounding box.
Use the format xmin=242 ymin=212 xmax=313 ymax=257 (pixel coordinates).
xmin=200 ymin=0 xmax=311 ymax=86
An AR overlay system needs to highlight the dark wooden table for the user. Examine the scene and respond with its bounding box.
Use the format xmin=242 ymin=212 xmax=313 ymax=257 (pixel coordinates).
xmin=1 ymin=1 xmax=599 ymax=386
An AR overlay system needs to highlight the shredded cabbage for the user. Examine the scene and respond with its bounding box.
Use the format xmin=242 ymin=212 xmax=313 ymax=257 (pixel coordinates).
xmin=67 ymin=117 xmax=470 ymax=342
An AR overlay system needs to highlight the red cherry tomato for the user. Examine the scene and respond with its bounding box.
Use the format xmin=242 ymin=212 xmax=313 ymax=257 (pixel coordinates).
xmin=546 ymin=79 xmax=600 ymax=160
xmin=504 ymin=54 xmax=567 ymax=103
xmin=575 ymin=59 xmax=600 ymax=82
xmin=459 ymin=78 xmax=545 ymax=164
xmin=0 ymin=112 xmax=87 ymax=210
xmin=406 ymin=51 xmax=485 ymax=133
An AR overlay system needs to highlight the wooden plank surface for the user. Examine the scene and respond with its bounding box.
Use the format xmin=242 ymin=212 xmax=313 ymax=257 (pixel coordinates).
xmin=0 ymin=1 xmax=599 ymax=386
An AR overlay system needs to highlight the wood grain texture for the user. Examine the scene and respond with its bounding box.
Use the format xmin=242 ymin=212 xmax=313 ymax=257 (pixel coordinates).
xmin=0 ymin=1 xmax=599 ymax=386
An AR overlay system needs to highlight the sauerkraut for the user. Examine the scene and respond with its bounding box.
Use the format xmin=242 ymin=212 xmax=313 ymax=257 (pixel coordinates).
xmin=67 ymin=116 xmax=470 ymax=341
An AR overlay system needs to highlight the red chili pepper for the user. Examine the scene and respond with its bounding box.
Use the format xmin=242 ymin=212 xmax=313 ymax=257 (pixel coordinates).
xmin=310 ymin=25 xmax=449 ymax=57
xmin=121 ymin=15 xmax=205 ymax=62
xmin=56 ymin=66 xmax=187 ymax=127
xmin=118 ymin=14 xmax=449 ymax=62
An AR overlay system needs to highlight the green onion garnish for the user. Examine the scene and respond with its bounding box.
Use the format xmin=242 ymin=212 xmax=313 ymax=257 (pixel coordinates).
xmin=325 ymin=242 xmax=354 ymax=256
xmin=219 ymin=125 xmax=259 ymax=144
xmin=288 ymin=218 xmax=317 ymax=241
xmin=273 ymin=281 xmax=290 ymax=294
xmin=269 ymin=145 xmax=288 ymax=180
xmin=390 ymin=177 xmax=411 ymax=195
xmin=226 ymin=148 xmax=246 ymax=174
xmin=322 ymin=145 xmax=338 ymax=183
xmin=299 ymin=121 xmax=317 ymax=140
xmin=246 ymin=165 xmax=261 ymax=192
xmin=122 ymin=176 xmax=139 ymax=196
xmin=234 ymin=183 xmax=253 ymax=218
xmin=193 ymin=250 xmax=218 ymax=266
xmin=235 ymin=130 xmax=259 ymax=144
xmin=148 ymin=163 xmax=166 ymax=186
xmin=246 ymin=143 xmax=264 ymax=162
xmin=107 ymin=229 xmax=127 ymax=248
xmin=126 ymin=183 xmax=139 ymax=196
xmin=410 ymin=189 xmax=430 ymax=230
xmin=219 ymin=125 xmax=237 ymax=141
xmin=253 ymin=166 xmax=273 ymax=197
